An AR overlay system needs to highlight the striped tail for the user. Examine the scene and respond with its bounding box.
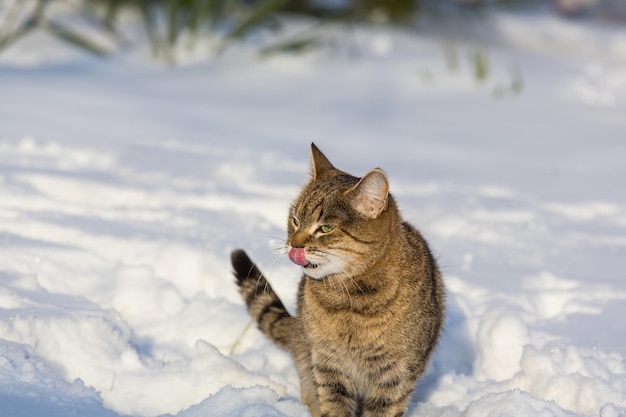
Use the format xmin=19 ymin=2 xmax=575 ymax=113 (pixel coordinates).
xmin=231 ymin=249 xmax=294 ymax=349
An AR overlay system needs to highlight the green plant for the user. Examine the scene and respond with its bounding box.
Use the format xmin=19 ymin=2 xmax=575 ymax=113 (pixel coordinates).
xmin=0 ymin=0 xmax=300 ymax=62
xmin=229 ymin=320 xmax=253 ymax=355
xmin=472 ymin=46 xmax=489 ymax=83
xmin=0 ymin=0 xmax=424 ymax=62
xmin=0 ymin=0 xmax=537 ymax=74
xmin=0 ymin=1 xmax=121 ymax=56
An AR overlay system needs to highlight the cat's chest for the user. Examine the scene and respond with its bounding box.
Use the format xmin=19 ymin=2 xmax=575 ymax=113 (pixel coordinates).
xmin=302 ymin=291 xmax=393 ymax=350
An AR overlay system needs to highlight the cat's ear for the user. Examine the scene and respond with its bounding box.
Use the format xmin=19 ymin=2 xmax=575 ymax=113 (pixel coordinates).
xmin=347 ymin=168 xmax=389 ymax=219
xmin=310 ymin=143 xmax=336 ymax=180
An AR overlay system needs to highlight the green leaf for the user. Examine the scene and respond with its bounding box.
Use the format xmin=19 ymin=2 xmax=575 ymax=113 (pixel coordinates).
xmin=472 ymin=47 xmax=489 ymax=83
xmin=227 ymin=0 xmax=289 ymax=41
xmin=45 ymin=21 xmax=110 ymax=57
xmin=0 ymin=0 xmax=48 ymax=52
xmin=137 ymin=2 xmax=167 ymax=59
xmin=103 ymin=0 xmax=124 ymax=29
xmin=260 ymin=33 xmax=321 ymax=57
xmin=166 ymin=0 xmax=183 ymax=46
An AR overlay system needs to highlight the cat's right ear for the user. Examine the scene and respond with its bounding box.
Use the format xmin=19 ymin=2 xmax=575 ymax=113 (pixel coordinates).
xmin=346 ymin=168 xmax=389 ymax=219
xmin=310 ymin=143 xmax=336 ymax=180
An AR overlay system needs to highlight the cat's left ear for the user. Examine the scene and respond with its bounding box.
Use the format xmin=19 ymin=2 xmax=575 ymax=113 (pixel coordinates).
xmin=310 ymin=143 xmax=336 ymax=180
xmin=347 ymin=168 xmax=389 ymax=218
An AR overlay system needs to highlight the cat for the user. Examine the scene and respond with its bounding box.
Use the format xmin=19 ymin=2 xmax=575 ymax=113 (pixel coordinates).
xmin=231 ymin=143 xmax=445 ymax=417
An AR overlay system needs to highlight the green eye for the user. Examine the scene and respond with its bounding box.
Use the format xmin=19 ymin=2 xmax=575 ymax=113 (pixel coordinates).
xmin=291 ymin=217 xmax=300 ymax=228
xmin=320 ymin=225 xmax=335 ymax=233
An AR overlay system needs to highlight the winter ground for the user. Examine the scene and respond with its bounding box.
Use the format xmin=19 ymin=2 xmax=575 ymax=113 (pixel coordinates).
xmin=1 ymin=10 xmax=626 ymax=417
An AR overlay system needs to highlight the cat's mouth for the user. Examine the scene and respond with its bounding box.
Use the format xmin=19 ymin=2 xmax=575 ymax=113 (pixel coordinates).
xmin=288 ymin=247 xmax=322 ymax=272
xmin=289 ymin=247 xmax=311 ymax=267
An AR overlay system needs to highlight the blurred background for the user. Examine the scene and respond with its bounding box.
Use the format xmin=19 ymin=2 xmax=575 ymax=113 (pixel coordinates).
xmin=1 ymin=0 xmax=625 ymax=65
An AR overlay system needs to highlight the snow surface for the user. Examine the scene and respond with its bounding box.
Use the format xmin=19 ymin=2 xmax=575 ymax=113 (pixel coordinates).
xmin=1 ymin=11 xmax=626 ymax=417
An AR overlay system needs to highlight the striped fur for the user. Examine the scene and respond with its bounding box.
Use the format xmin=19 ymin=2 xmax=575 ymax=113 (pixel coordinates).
xmin=231 ymin=249 xmax=294 ymax=349
xmin=232 ymin=144 xmax=445 ymax=417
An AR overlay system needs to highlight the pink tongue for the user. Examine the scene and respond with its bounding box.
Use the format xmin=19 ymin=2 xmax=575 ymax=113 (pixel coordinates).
xmin=288 ymin=248 xmax=310 ymax=266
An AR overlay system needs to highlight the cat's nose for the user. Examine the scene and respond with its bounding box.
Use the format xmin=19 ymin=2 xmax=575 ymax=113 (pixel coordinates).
xmin=290 ymin=231 xmax=308 ymax=248
xmin=288 ymin=247 xmax=309 ymax=266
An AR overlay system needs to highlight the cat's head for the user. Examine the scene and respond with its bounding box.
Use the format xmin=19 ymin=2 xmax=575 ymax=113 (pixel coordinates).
xmin=287 ymin=143 xmax=394 ymax=279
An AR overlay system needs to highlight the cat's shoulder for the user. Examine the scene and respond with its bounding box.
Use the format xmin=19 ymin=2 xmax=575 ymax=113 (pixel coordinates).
xmin=399 ymin=220 xmax=437 ymax=265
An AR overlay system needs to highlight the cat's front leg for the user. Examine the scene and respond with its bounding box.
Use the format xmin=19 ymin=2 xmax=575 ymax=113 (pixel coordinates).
xmin=361 ymin=377 xmax=415 ymax=417
xmin=312 ymin=363 xmax=357 ymax=417
xmin=361 ymin=393 xmax=412 ymax=417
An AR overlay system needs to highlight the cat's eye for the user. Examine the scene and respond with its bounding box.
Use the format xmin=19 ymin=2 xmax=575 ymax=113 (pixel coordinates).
xmin=291 ymin=216 xmax=300 ymax=228
xmin=319 ymin=225 xmax=335 ymax=233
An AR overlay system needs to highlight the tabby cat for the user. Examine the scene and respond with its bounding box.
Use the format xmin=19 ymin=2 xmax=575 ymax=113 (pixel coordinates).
xmin=231 ymin=143 xmax=444 ymax=417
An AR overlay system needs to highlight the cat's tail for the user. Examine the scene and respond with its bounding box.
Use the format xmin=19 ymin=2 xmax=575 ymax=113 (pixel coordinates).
xmin=231 ymin=249 xmax=294 ymax=350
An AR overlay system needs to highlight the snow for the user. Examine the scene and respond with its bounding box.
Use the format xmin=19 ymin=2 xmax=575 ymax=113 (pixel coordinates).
xmin=1 ymin=10 xmax=626 ymax=417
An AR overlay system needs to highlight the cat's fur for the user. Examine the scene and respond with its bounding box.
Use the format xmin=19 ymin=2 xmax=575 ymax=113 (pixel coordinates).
xmin=231 ymin=143 xmax=445 ymax=417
